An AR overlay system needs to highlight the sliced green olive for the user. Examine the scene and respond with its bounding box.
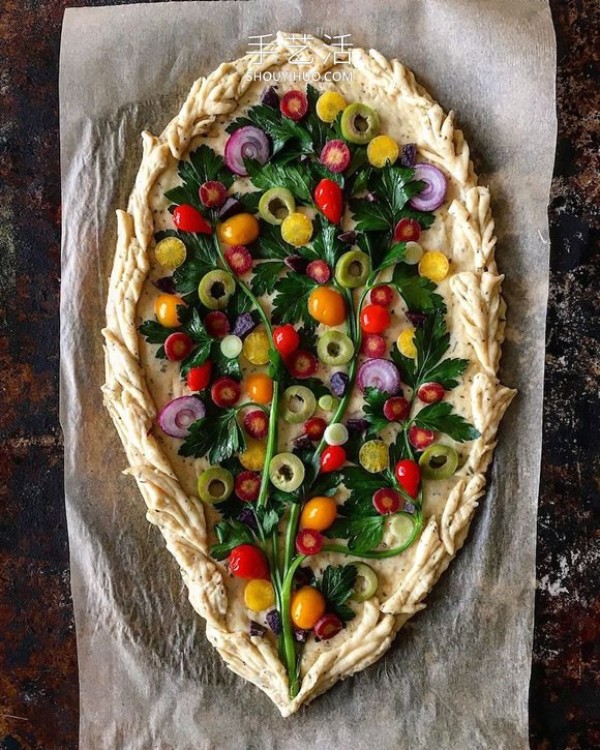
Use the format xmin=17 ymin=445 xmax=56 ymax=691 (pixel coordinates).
xmin=316 ymin=330 xmax=355 ymax=365
xmin=418 ymin=444 xmax=459 ymax=479
xmin=340 ymin=103 xmax=380 ymax=145
xmin=281 ymin=385 xmax=316 ymax=424
xmin=350 ymin=562 xmax=379 ymax=602
xmin=258 ymin=187 xmax=296 ymax=225
xmin=197 ymin=466 xmax=234 ymax=504
xmin=388 ymin=513 xmax=415 ymax=544
xmin=269 ymin=452 xmax=305 ymax=492
xmin=335 ymin=249 xmax=371 ymax=289
xmin=198 ymin=270 xmax=235 ymax=310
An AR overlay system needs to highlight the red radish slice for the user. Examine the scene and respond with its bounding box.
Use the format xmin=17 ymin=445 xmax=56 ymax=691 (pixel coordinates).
xmin=393 ymin=218 xmax=421 ymax=243
xmin=314 ymin=613 xmax=343 ymax=640
xmin=295 ymin=529 xmax=324 ymax=556
xmin=306 ymin=260 xmax=331 ymax=284
xmin=408 ymin=425 xmax=436 ymax=449
xmin=372 ymin=488 xmax=401 ymax=515
xmin=408 ymin=163 xmax=447 ymax=211
xmin=164 ymin=332 xmax=194 ymax=362
xmin=224 ymin=126 xmax=270 ymax=176
xmin=361 ymin=334 xmax=386 ymax=359
xmin=357 ymin=358 xmax=401 ymax=395
xmin=320 ymin=140 xmax=351 ymax=173
xmin=286 ymin=350 xmax=318 ymax=379
xmin=304 ymin=417 xmax=327 ymax=441
xmin=211 ymin=376 xmax=241 ymax=408
xmin=417 ymin=382 xmax=445 ymax=404
xmin=157 ymin=396 xmax=205 ymax=438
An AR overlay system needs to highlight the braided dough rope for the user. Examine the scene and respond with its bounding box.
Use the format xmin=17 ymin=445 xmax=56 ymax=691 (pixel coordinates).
xmin=102 ymin=32 xmax=516 ymax=715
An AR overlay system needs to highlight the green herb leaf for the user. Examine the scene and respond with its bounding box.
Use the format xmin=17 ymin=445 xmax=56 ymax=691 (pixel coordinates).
xmin=138 ymin=320 xmax=172 ymax=345
xmin=179 ymin=407 xmax=246 ymax=463
xmin=341 ymin=465 xmax=394 ymax=495
xmin=250 ymin=260 xmax=286 ymax=296
xmin=253 ymin=221 xmax=296 ymax=260
xmin=362 ymin=387 xmax=391 ymax=435
xmin=210 ymin=519 xmax=255 ymax=560
xmin=302 ymin=213 xmax=346 ymax=266
xmin=315 ymin=564 xmax=358 ymax=622
xmin=271 ymin=274 xmax=318 ymax=326
xmin=211 ymin=340 xmax=242 ymax=379
xmin=255 ymin=506 xmax=282 ymax=536
xmin=328 ymin=515 xmax=385 ymax=553
xmin=392 ymin=263 xmax=446 ymax=313
xmin=165 ymin=230 xmax=216 ymax=302
xmin=413 ymin=402 xmax=480 ymax=442
xmin=234 ymin=191 xmax=262 ymax=214
xmin=379 ymin=242 xmax=407 ymax=270
xmin=245 ymin=158 xmax=314 ymax=205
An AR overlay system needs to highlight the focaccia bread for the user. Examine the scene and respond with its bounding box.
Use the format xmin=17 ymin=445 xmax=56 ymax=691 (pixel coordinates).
xmin=102 ymin=32 xmax=515 ymax=716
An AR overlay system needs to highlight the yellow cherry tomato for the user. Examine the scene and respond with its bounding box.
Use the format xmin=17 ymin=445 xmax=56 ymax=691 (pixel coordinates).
xmin=316 ymin=91 xmax=347 ymax=123
xmin=154 ymin=236 xmax=186 ymax=269
xmin=300 ymin=496 xmax=338 ymax=531
xmin=367 ymin=135 xmax=400 ymax=168
xmin=397 ymin=327 xmax=417 ymax=359
xmin=218 ymin=213 xmax=260 ymax=245
xmin=419 ymin=251 xmax=450 ymax=283
xmin=154 ymin=293 xmax=185 ymax=328
xmin=244 ymin=579 xmax=275 ymax=612
xmin=245 ymin=373 xmax=274 ymax=405
xmin=307 ymin=286 xmax=347 ymax=326
xmin=239 ymin=438 xmax=267 ymax=471
xmin=242 ymin=329 xmax=271 ymax=365
xmin=280 ymin=212 xmax=313 ymax=247
xmin=290 ymin=586 xmax=326 ymax=630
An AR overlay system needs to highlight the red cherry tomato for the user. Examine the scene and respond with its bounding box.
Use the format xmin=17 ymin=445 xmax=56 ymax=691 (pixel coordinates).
xmin=360 ymin=304 xmax=391 ymax=334
xmin=393 ymin=218 xmax=421 ymax=243
xmin=394 ymin=459 xmax=421 ymax=499
xmin=320 ymin=445 xmax=346 ymax=473
xmin=314 ymin=179 xmax=343 ymax=225
xmin=229 ymin=544 xmax=270 ymax=580
xmin=173 ymin=204 xmax=212 ymax=234
xmin=273 ymin=324 xmax=300 ymax=357
xmin=186 ymin=361 xmax=212 ymax=391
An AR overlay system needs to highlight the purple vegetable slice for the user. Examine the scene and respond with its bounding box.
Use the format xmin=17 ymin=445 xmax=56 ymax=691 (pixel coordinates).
xmin=157 ymin=396 xmax=206 ymax=439
xmin=260 ymin=86 xmax=280 ymax=109
xmin=249 ymin=620 xmax=267 ymax=637
xmin=224 ymin=126 xmax=270 ymax=176
xmin=400 ymin=143 xmax=417 ymax=167
xmin=232 ymin=312 xmax=257 ymax=339
xmin=218 ymin=197 xmax=244 ymax=220
xmin=408 ymin=163 xmax=447 ymax=211
xmin=330 ymin=371 xmax=349 ymax=397
xmin=357 ymin=359 xmax=401 ymax=395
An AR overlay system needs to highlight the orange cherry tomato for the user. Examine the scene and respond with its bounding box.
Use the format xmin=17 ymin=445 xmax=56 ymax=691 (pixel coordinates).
xmin=307 ymin=287 xmax=347 ymax=326
xmin=154 ymin=293 xmax=185 ymax=328
xmin=300 ymin=496 xmax=338 ymax=531
xmin=245 ymin=373 xmax=274 ymax=405
xmin=290 ymin=586 xmax=326 ymax=630
xmin=218 ymin=213 xmax=260 ymax=245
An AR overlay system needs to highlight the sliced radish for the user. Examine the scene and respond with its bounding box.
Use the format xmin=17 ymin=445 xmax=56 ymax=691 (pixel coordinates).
xmin=370 ymin=285 xmax=394 ymax=307
xmin=235 ymin=471 xmax=261 ymax=502
xmin=204 ymin=311 xmax=230 ymax=339
xmin=306 ymin=260 xmax=331 ymax=284
xmin=408 ymin=164 xmax=447 ymax=212
xmin=224 ymin=126 xmax=270 ymax=176
xmin=280 ymin=90 xmax=308 ymax=121
xmin=157 ymin=396 xmax=205 ymax=438
xmin=225 ymin=244 xmax=253 ymax=275
xmin=243 ymin=410 xmax=269 ymax=439
xmin=286 ymin=350 xmax=318 ymax=379
xmin=199 ymin=181 xmax=227 ymax=209
xmin=314 ymin=613 xmax=343 ymax=640
xmin=383 ymin=396 xmax=410 ymax=422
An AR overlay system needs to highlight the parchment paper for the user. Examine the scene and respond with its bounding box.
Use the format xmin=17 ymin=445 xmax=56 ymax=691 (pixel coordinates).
xmin=59 ymin=2 xmax=556 ymax=748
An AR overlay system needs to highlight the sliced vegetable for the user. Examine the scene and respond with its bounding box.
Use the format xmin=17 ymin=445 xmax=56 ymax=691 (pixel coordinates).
xmin=218 ymin=213 xmax=260 ymax=245
xmin=370 ymin=285 xmax=394 ymax=307
xmin=340 ymin=102 xmax=380 ymax=144
xmin=419 ymin=250 xmax=450 ymax=282
xmin=205 ymin=310 xmax=230 ymax=338
xmin=291 ymin=586 xmax=326 ymax=630
xmin=360 ymin=304 xmax=391 ymax=334
xmin=418 ymin=444 xmax=459 ymax=479
xmin=396 ymin=327 xmax=417 ymax=359
xmin=220 ymin=334 xmax=243 ymax=359
xmin=232 ymin=312 xmax=257 ymax=338
xmin=304 ymin=417 xmax=327 ymax=441
xmin=357 ymin=358 xmax=401 ymax=395
xmin=199 ymin=180 xmax=227 ymax=209
xmin=295 ymin=528 xmax=324 ymax=556
xmin=186 ymin=362 xmax=212 ymax=392
xmin=154 ymin=293 xmax=185 ymax=328
xmin=218 ymin=197 xmax=244 ymax=220
xmin=408 ymin=425 xmax=436 ymax=450
xmin=408 ymin=163 xmax=447 ymax=212
xmin=286 ymin=350 xmax=318 ymax=379
xmin=280 ymin=90 xmax=308 ymax=121
xmin=320 ymin=139 xmax=351 ymax=173
xmin=316 ymin=91 xmax=347 ymax=123
xmin=318 ymin=394 xmax=340 ymax=412
xmin=243 ymin=409 xmax=269 ymax=439
xmin=393 ymin=218 xmax=421 ymax=243
xmin=269 ymin=452 xmax=305 ymax=492
xmin=400 ymin=143 xmax=417 ymax=167
xmin=372 ymin=487 xmax=401 ymax=515
xmin=317 ymin=330 xmax=354 ymax=366
xmin=389 ymin=514 xmax=414 ymax=544
xmin=258 ymin=187 xmax=295 ymax=225
xmin=350 ymin=563 xmax=378 ymax=602
xmin=273 ymin=324 xmax=300 ymax=357
xmin=164 ymin=332 xmax=194 ymax=361
xmin=314 ymin=613 xmax=343 ymax=640
xmin=242 ymin=329 xmax=270 ymax=365
xmin=394 ymin=459 xmax=421 ymax=498
xmin=239 ymin=438 xmax=267 ymax=471
xmin=245 ymin=373 xmax=273 ymax=405
xmin=197 ymin=466 xmax=234 ymax=504
xmin=224 ymin=244 xmax=253 ymax=275
xmin=324 ymin=423 xmax=349 ymax=446
xmin=198 ymin=270 xmax=235 ymax=310
xmin=367 ymin=134 xmax=399 ymax=167
xmin=224 ymin=126 xmax=270 ymax=176
xmin=335 ymin=249 xmax=371 ymax=289
xmin=307 ymin=287 xmax=347 ymax=326
xmin=158 ymin=396 xmax=206 ymax=439
xmin=155 ymin=236 xmax=187 ymax=269
xmin=234 ymin=470 xmax=261 ymax=502
xmin=417 ymin=382 xmax=446 ymax=404
xmin=281 ymin=212 xmax=313 ymax=247
xmin=306 ymin=259 xmax=331 ymax=284
xmin=358 ymin=440 xmax=389 ymax=473
xmin=361 ymin=334 xmax=386 ymax=359
xmin=281 ymin=385 xmax=316 ymax=424
xmin=245 ymin=579 xmax=276 ymax=612
xmin=383 ymin=396 xmax=410 ymax=422
xmin=211 ymin=376 xmax=241 ymax=408
xmin=320 ymin=445 xmax=347 ymax=473
xmin=404 ymin=241 xmax=424 ymax=265
xmin=330 ymin=371 xmax=349 ymax=397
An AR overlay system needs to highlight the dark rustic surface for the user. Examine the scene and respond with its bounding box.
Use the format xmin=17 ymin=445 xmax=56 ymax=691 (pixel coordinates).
xmin=0 ymin=1 xmax=598 ymax=748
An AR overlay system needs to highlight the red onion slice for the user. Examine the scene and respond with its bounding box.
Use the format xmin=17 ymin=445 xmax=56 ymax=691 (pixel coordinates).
xmin=408 ymin=163 xmax=447 ymax=212
xmin=224 ymin=126 xmax=270 ymax=176
xmin=157 ymin=396 xmax=206 ymax=439
xmin=357 ymin=358 xmax=401 ymax=395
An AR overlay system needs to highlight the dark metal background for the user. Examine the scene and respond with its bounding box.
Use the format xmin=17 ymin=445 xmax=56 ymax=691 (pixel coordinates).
xmin=0 ymin=1 xmax=598 ymax=747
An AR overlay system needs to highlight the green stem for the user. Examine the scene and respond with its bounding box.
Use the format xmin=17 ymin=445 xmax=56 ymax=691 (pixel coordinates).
xmin=284 ymin=503 xmax=301 ymax=574
xmin=256 ymin=381 xmax=280 ymax=510
xmin=323 ymin=510 xmax=423 ymax=559
xmin=279 ymin=554 xmax=306 ymax=699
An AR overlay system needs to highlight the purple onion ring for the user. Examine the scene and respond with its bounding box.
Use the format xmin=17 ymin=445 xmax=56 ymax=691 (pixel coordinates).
xmin=408 ymin=163 xmax=447 ymax=212
xmin=357 ymin=359 xmax=402 ymax=395
xmin=224 ymin=126 xmax=270 ymax=176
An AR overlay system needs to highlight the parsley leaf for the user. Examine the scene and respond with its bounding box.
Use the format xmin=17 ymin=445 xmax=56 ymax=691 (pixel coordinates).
xmin=300 ymin=214 xmax=346 ymax=266
xmin=379 ymin=242 xmax=407 ymax=270
xmin=138 ymin=320 xmax=172 ymax=346
xmin=165 ymin=145 xmax=233 ymax=210
xmin=211 ymin=340 xmax=242 ymax=379
xmin=392 ymin=263 xmax=446 ymax=313
xmin=210 ymin=519 xmax=255 ymax=560
xmin=250 ymin=260 xmax=286 ymax=296
xmin=255 ymin=506 xmax=282 ymax=536
xmin=315 ymin=564 xmax=358 ymax=622
xmin=271 ymin=274 xmax=318 ymax=326
xmin=341 ymin=465 xmax=395 ymax=495
xmin=362 ymin=387 xmax=391 ymax=436
xmin=413 ymin=402 xmax=480 ymax=442
xmin=245 ymin=158 xmax=314 ymax=205
xmin=234 ymin=191 xmax=262 ymax=214
xmin=226 ymin=104 xmax=313 ymax=156
xmin=179 ymin=406 xmax=246 ymax=463
xmin=253 ymin=221 xmax=296 ymax=260
xmin=165 ymin=230 xmax=215 ymax=302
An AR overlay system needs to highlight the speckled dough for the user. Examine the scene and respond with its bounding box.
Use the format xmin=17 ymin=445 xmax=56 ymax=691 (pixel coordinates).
xmin=102 ymin=32 xmax=516 ymax=716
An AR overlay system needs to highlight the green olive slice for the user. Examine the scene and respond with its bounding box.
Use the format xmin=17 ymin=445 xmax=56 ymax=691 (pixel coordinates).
xmin=388 ymin=513 xmax=415 ymax=544
xmin=281 ymin=386 xmax=317 ymax=424
xmin=335 ymin=249 xmax=371 ymax=289
xmin=418 ymin=444 xmax=459 ymax=480
xmin=258 ymin=187 xmax=296 ymax=225
xmin=198 ymin=270 xmax=235 ymax=310
xmin=269 ymin=452 xmax=305 ymax=492
xmin=316 ymin=330 xmax=355 ymax=365
xmin=350 ymin=563 xmax=379 ymax=602
xmin=197 ymin=466 xmax=234 ymax=504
